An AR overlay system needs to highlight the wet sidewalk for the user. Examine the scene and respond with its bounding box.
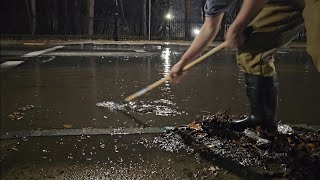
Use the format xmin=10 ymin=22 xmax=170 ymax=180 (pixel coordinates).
xmin=2 ymin=119 xmax=318 ymax=179
xmin=2 ymin=133 xmax=232 ymax=179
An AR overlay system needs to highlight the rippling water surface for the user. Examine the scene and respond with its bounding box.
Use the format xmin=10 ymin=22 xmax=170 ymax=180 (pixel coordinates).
xmin=1 ymin=45 xmax=319 ymax=131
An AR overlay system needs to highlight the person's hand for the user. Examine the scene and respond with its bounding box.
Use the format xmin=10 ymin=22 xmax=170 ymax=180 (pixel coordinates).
xmin=224 ymin=25 xmax=246 ymax=49
xmin=170 ymin=61 xmax=185 ymax=84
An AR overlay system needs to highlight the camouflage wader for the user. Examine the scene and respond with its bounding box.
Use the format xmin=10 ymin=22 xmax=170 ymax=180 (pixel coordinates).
xmin=237 ymin=0 xmax=320 ymax=76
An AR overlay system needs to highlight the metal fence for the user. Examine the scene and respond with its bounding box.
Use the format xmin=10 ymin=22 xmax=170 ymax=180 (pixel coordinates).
xmin=0 ymin=16 xmax=206 ymax=40
xmin=1 ymin=15 xmax=306 ymax=42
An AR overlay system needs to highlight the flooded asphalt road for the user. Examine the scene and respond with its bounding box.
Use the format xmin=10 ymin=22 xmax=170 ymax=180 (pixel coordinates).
xmin=0 ymin=43 xmax=319 ymax=179
xmin=1 ymin=44 xmax=319 ymax=131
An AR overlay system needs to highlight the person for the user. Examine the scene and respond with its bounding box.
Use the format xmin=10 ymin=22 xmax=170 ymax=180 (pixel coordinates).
xmin=169 ymin=0 xmax=320 ymax=132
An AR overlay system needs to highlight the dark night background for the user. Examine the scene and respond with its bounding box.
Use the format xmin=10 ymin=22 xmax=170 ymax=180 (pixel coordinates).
xmin=0 ymin=0 xmax=305 ymax=41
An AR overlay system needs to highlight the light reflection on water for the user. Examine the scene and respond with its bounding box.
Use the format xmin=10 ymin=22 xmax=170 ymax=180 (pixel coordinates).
xmin=160 ymin=48 xmax=172 ymax=95
xmin=160 ymin=47 xmax=172 ymax=77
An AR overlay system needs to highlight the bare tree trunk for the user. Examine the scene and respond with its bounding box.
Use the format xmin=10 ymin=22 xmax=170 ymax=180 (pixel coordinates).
xmin=64 ymin=0 xmax=68 ymax=36
xmin=30 ymin=0 xmax=36 ymax=35
xmin=142 ymin=0 xmax=147 ymax=37
xmin=184 ymin=0 xmax=191 ymax=40
xmin=74 ymin=0 xmax=81 ymax=34
xmin=85 ymin=0 xmax=95 ymax=35
xmin=25 ymin=0 xmax=36 ymax=35
xmin=151 ymin=1 xmax=160 ymax=36
xmin=113 ymin=0 xmax=119 ymax=41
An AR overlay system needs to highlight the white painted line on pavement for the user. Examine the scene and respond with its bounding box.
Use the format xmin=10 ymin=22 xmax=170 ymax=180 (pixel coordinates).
xmin=1 ymin=61 xmax=24 ymax=68
xmin=1 ymin=46 xmax=64 ymax=69
xmin=44 ymin=51 xmax=157 ymax=57
xmin=23 ymin=42 xmax=45 ymax=46
xmin=134 ymin=49 xmax=146 ymax=53
xmin=21 ymin=45 xmax=64 ymax=57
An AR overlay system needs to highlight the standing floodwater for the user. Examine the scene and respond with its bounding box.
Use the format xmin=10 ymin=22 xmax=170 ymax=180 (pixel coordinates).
xmin=1 ymin=43 xmax=319 ymax=179
xmin=1 ymin=44 xmax=319 ymax=132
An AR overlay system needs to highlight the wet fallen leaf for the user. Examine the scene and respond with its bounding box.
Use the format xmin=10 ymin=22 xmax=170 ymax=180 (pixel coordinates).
xmin=305 ymin=143 xmax=315 ymax=151
xmin=21 ymin=137 xmax=28 ymax=142
xmin=8 ymin=114 xmax=15 ymax=118
xmin=207 ymin=144 xmax=215 ymax=148
xmin=62 ymin=124 xmax=73 ymax=128
xmin=200 ymin=110 xmax=211 ymax=114
xmin=287 ymin=137 xmax=294 ymax=146
xmin=187 ymin=121 xmax=202 ymax=131
xmin=208 ymin=166 xmax=220 ymax=174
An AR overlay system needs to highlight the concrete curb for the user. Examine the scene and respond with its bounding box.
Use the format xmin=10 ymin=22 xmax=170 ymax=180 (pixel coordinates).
xmin=0 ymin=127 xmax=176 ymax=140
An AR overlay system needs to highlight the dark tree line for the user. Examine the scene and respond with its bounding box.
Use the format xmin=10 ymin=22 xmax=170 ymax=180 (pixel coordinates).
xmin=0 ymin=0 xmax=247 ymax=40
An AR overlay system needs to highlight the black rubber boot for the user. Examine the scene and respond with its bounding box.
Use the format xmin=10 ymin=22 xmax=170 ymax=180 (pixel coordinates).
xmin=261 ymin=74 xmax=278 ymax=131
xmin=231 ymin=73 xmax=264 ymax=130
xmin=232 ymin=73 xmax=279 ymax=131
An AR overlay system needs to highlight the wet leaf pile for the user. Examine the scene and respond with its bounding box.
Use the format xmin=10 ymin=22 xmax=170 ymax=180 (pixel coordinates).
xmin=157 ymin=112 xmax=320 ymax=180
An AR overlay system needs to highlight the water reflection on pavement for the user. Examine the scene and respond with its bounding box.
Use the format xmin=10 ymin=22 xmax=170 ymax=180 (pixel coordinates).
xmin=1 ymin=44 xmax=319 ymax=179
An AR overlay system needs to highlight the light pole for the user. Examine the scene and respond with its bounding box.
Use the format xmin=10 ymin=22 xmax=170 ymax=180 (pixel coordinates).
xmin=165 ymin=12 xmax=173 ymax=40
xmin=148 ymin=0 xmax=151 ymax=40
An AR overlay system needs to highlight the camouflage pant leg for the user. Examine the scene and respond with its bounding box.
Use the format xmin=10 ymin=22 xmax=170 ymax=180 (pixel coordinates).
xmin=236 ymin=1 xmax=305 ymax=76
xmin=303 ymin=0 xmax=320 ymax=72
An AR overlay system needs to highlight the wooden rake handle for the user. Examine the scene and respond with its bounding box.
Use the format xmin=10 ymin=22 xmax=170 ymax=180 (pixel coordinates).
xmin=124 ymin=42 xmax=227 ymax=102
